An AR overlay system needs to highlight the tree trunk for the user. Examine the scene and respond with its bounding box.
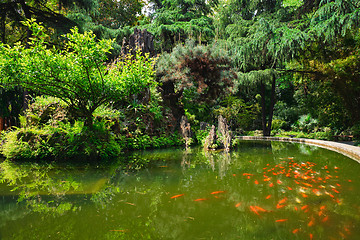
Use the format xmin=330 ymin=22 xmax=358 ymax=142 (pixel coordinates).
xmin=260 ymin=81 xmax=268 ymax=136
xmin=260 ymin=77 xmax=277 ymax=136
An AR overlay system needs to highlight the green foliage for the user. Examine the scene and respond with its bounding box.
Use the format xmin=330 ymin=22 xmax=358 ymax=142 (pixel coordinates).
xmin=292 ymin=114 xmax=319 ymax=133
xmin=0 ymin=159 xmax=80 ymax=214
xmin=213 ymin=96 xmax=260 ymax=131
xmin=0 ymin=120 xmax=122 ymax=161
xmin=117 ymin=133 xmax=184 ymax=150
xmin=139 ymin=0 xmax=219 ymax=52
xmin=0 ymin=20 xmax=156 ymax=126
xmin=271 ymin=119 xmax=287 ymax=131
xmin=156 ymin=40 xmax=236 ymax=124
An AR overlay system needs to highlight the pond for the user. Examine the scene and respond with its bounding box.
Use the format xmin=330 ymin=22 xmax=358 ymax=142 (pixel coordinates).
xmin=0 ymin=141 xmax=360 ymax=240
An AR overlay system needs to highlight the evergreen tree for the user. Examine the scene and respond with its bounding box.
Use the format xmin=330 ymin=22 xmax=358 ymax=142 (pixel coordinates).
xmin=140 ymin=0 xmax=219 ymax=52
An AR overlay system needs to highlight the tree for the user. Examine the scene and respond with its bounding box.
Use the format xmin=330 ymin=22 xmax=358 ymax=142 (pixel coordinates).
xmin=140 ymin=0 xmax=219 ymax=52
xmin=217 ymin=0 xmax=305 ymax=136
xmin=156 ymin=40 xmax=236 ymax=125
xmin=90 ymin=0 xmax=143 ymax=29
xmin=0 ymin=0 xmax=97 ymax=45
xmin=0 ymin=20 xmax=156 ymax=127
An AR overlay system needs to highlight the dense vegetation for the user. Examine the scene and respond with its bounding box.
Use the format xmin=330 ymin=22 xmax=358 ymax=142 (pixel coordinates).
xmin=1 ymin=0 xmax=360 ymax=161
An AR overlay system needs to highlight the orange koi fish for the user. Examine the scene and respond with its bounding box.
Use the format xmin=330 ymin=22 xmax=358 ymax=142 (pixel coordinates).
xmin=254 ymin=180 xmax=259 ymax=185
xmin=275 ymin=219 xmax=288 ymax=222
xmin=171 ymin=194 xmax=185 ymax=199
xmin=287 ymin=186 xmax=293 ymax=190
xmin=277 ymin=180 xmax=282 ymax=184
xmin=269 ymin=183 xmax=274 ymax=187
xmin=211 ymin=191 xmax=225 ymax=195
xmin=332 ymin=189 xmax=340 ymax=194
xmin=302 ymin=182 xmax=313 ymax=188
xmin=300 ymin=193 xmax=308 ymax=198
xmin=292 ymin=228 xmax=300 ymax=234
xmin=249 ymin=206 xmax=260 ymax=215
xmin=194 ymin=198 xmax=207 ymax=201
xmin=294 ymin=206 xmax=298 ymax=211
xmin=322 ymin=216 xmax=329 ymax=222
xmin=278 ymin=197 xmax=288 ymax=205
xmin=243 ymin=173 xmax=253 ymax=176
xmin=320 ymin=205 xmax=326 ymax=210
xmin=235 ymin=202 xmax=241 ymax=208
xmin=310 ymin=233 xmax=313 ymax=240
xmin=301 ymin=205 xmax=309 ymax=211
xmin=336 ymin=183 xmax=341 ymax=187
xmin=276 ymin=204 xmax=285 ymax=209
xmin=308 ymin=219 xmax=315 ymax=227
xmin=266 ymin=195 xmax=272 ymax=199
xmin=233 ymin=174 xmax=237 ymax=177
xmin=254 ymin=206 xmax=267 ymax=212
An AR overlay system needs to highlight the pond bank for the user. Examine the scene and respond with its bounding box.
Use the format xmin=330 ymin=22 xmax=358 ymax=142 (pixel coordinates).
xmin=237 ymin=136 xmax=360 ymax=163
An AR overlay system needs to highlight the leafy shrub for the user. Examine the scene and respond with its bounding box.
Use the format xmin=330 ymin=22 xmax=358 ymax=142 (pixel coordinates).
xmin=0 ymin=120 xmax=122 ymax=161
xmin=292 ymin=114 xmax=319 ymax=133
xmin=271 ymin=119 xmax=287 ymax=132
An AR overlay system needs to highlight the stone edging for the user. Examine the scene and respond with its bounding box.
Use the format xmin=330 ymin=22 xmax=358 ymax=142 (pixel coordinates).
xmin=237 ymin=136 xmax=360 ymax=163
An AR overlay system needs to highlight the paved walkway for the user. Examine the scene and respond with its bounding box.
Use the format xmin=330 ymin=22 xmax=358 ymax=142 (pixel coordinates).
xmin=237 ymin=136 xmax=360 ymax=163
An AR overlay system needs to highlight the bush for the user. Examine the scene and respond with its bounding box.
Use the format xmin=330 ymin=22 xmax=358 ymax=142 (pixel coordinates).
xmin=292 ymin=114 xmax=319 ymax=133
xmin=0 ymin=120 xmax=122 ymax=161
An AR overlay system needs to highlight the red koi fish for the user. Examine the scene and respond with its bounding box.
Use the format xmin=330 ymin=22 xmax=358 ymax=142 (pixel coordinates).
xmin=269 ymin=183 xmax=274 ymax=187
xmin=292 ymin=228 xmax=300 ymax=234
xmin=254 ymin=180 xmax=259 ymax=184
xmin=276 ymin=219 xmax=288 ymax=222
xmin=287 ymin=186 xmax=293 ymax=190
xmin=194 ymin=198 xmax=207 ymax=201
xmin=310 ymin=233 xmax=313 ymax=240
xmin=211 ymin=191 xmax=225 ymax=195
xmin=277 ymin=180 xmax=282 ymax=184
xmin=249 ymin=206 xmax=260 ymax=215
xmin=266 ymin=195 xmax=271 ymax=199
xmin=322 ymin=216 xmax=329 ymax=222
xmin=171 ymin=194 xmax=184 ymax=199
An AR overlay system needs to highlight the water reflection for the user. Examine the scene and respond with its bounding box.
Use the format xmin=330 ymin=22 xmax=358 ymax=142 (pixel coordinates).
xmin=0 ymin=143 xmax=360 ymax=239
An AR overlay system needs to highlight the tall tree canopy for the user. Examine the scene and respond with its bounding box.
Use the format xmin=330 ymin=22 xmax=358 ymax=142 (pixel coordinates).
xmin=140 ymin=0 xmax=219 ymax=52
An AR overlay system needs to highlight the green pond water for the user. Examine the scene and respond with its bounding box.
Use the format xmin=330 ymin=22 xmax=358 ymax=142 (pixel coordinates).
xmin=0 ymin=141 xmax=360 ymax=240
